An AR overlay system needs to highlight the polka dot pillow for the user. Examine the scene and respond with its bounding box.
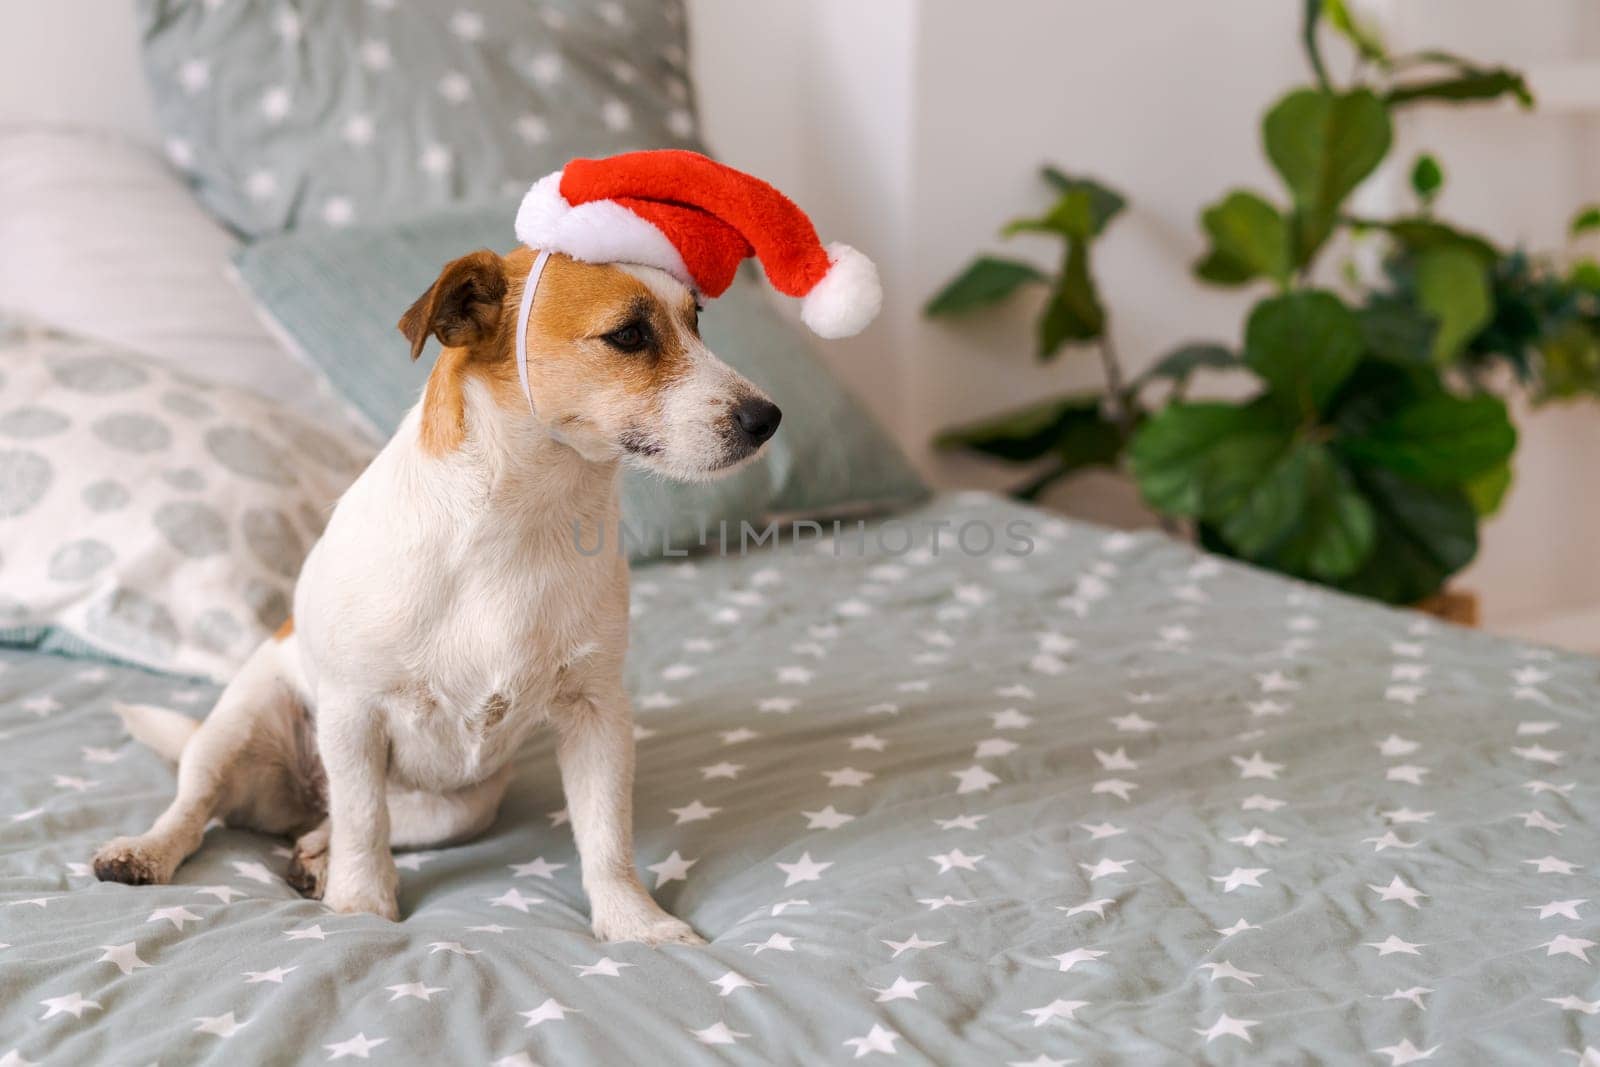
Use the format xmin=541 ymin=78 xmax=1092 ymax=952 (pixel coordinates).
xmin=0 ymin=323 xmax=375 ymax=681
xmin=137 ymin=0 xmax=701 ymax=238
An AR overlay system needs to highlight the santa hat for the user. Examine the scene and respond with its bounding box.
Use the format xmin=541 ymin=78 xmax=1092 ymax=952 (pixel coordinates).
xmin=514 ymin=149 xmax=882 ymax=339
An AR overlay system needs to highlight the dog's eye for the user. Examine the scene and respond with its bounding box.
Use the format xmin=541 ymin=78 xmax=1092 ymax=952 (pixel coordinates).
xmin=605 ymin=323 xmax=649 ymax=352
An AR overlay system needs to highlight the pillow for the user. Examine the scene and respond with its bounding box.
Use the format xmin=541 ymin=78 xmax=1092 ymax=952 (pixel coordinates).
xmin=0 ymin=127 xmax=349 ymax=421
xmin=136 ymin=0 xmax=702 ymax=238
xmin=230 ymin=202 xmax=927 ymax=559
xmin=0 ymin=323 xmax=375 ymax=681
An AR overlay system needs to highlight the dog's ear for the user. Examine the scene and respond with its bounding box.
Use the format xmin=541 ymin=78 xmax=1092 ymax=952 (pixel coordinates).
xmin=398 ymin=250 xmax=509 ymax=361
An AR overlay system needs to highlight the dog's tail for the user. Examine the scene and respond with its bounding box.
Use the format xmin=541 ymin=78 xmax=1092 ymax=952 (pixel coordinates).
xmin=112 ymin=701 xmax=200 ymax=764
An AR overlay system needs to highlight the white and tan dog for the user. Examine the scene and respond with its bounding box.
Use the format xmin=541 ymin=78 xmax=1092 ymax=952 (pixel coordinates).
xmin=93 ymin=247 xmax=781 ymax=943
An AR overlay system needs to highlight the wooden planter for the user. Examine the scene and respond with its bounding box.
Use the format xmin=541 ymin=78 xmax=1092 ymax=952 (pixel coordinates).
xmin=1415 ymin=588 xmax=1479 ymax=627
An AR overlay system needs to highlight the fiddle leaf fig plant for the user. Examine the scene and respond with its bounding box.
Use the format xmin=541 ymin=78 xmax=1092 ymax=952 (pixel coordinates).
xmin=925 ymin=0 xmax=1596 ymax=606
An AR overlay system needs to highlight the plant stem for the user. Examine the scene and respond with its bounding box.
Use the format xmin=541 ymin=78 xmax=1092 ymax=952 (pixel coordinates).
xmin=1097 ymin=332 xmax=1136 ymax=441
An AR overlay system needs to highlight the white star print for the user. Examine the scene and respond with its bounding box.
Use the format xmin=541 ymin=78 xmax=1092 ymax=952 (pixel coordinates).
xmin=0 ymin=1051 xmax=37 ymax=1067
xmin=1092 ymin=778 xmax=1138 ymax=801
xmin=39 ymin=993 xmax=100 ymax=1020
xmin=1525 ymin=855 xmax=1580 ymax=874
xmin=96 ymin=943 xmax=149 ymax=975
xmin=1385 ymin=685 xmax=1425 ymax=704
xmin=843 ymin=1024 xmax=901 ymax=1057
xmin=1212 ymin=867 xmax=1269 ymax=892
xmin=992 ymin=708 xmax=1035 ymax=729
xmin=80 ymin=746 xmax=122 ymax=764
xmin=701 ymin=762 xmax=743 ymax=780
xmin=1232 ymin=752 xmax=1283 ymax=780
xmin=1216 ymin=918 xmax=1260 ymax=937
xmin=1373 ymin=1038 xmax=1439 ymax=1064
xmin=646 ymin=851 xmax=696 ymax=887
xmin=1383 ymin=987 xmax=1431 ymax=1009
xmin=918 ymin=895 xmax=975 ymax=910
xmin=1109 ymin=712 xmax=1157 ymax=733
xmin=1094 ymin=747 xmax=1138 ymax=771
xmin=1383 ymin=807 xmax=1435 ymax=825
xmin=1059 ymin=898 xmax=1115 ymax=918
xmin=574 ymin=957 xmax=633 ymax=978
xmin=148 ymin=906 xmax=201 ymax=931
xmin=1525 ymin=780 xmax=1576 ymax=796
xmin=870 ymin=976 xmax=928 ymax=1002
xmin=509 ymin=857 xmax=566 ymax=879
xmin=936 ymin=814 xmax=987 ymax=831
xmin=320 ymin=198 xmax=354 ymax=228
xmin=195 ymin=884 xmax=243 ymax=903
xmin=427 ymin=942 xmax=479 ymax=956
xmin=244 ymin=966 xmax=296 ymax=984
xmin=663 ymin=799 xmax=721 ymax=826
xmin=930 ymin=848 xmax=983 ymax=873
xmin=385 ymin=982 xmax=444 ymax=1002
xmin=1370 ymin=876 xmax=1427 ymax=908
xmin=1195 ymin=1013 xmax=1258 ymax=1043
xmin=690 ymin=1022 xmax=749 ymax=1046
xmin=325 ymin=1033 xmax=386 ymax=1060
xmin=1548 ymin=995 xmax=1600 ymax=1014
xmin=1226 ymin=827 xmax=1285 ymax=848
xmin=1527 ymin=899 xmax=1586 ymax=920
xmin=232 ymin=861 xmax=277 ymax=885
xmin=777 ymin=665 xmax=814 ymax=684
xmin=1081 ymin=822 xmax=1126 ymax=840
xmin=1050 ymin=947 xmax=1107 ymax=972
xmin=286 ymin=924 xmax=329 ymax=942
xmin=710 ymin=971 xmax=763 ymax=996
xmin=437 ymin=71 xmax=472 ymax=104
xmin=1024 ymin=999 xmax=1088 ymax=1026
xmin=777 ymin=852 xmax=832 ymax=885
xmin=760 ymin=697 xmax=800 ymax=714
xmin=1512 ymin=744 xmax=1564 ymax=764
xmin=1386 ymin=765 xmax=1430 ymax=785
xmin=883 ymin=933 xmax=944 ymax=957
xmin=1366 ymin=935 xmax=1425 ymax=956
xmin=745 ymin=933 xmax=796 ymax=954
xmin=803 ymin=806 xmax=855 ymax=830
xmin=1255 ymin=671 xmax=1299 ymax=692
xmin=1008 ymin=1056 xmax=1072 ymax=1067
xmin=823 ymin=767 xmax=872 ymax=787
xmin=976 ymin=737 xmax=1020 ymax=759
xmin=1377 ymin=735 xmax=1421 ymax=757
xmin=489 ymin=888 xmax=544 ymax=913
xmin=638 ymin=692 xmax=679 ymax=710
xmin=1241 ymin=794 xmax=1286 ymax=812
xmin=1081 ymin=857 xmax=1133 ymax=880
xmin=952 ymin=765 xmax=1000 ymax=793
xmin=1541 ymin=934 xmax=1595 ymax=961
xmin=1198 ymin=960 xmax=1260 ymax=985
xmin=1248 ymin=699 xmax=1290 ymax=717
xmin=193 ymin=1011 xmax=245 ymax=1037
xmin=520 ymin=999 xmax=575 ymax=1027
xmin=1519 ymin=810 xmax=1566 ymax=833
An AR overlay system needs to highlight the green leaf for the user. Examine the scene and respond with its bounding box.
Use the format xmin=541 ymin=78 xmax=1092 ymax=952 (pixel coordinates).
xmin=1259 ymin=446 xmax=1376 ymax=581
xmin=1039 ymin=168 xmax=1127 ymax=236
xmin=1037 ymin=237 xmax=1104 ymax=356
xmin=1385 ymin=67 xmax=1533 ymax=109
xmin=934 ymin=393 xmax=1108 ymax=463
xmin=1004 ymin=189 xmax=1097 ymax=242
xmin=1129 ymin=400 xmax=1292 ymax=518
xmin=1339 ymin=467 xmax=1477 ymax=604
xmin=1537 ymin=321 xmax=1600 ymax=400
xmin=1136 ymin=343 xmax=1240 ymax=389
xmin=1571 ymin=259 xmax=1600 ymax=293
xmin=1196 ymin=191 xmax=1292 ymax=286
xmin=1464 ymin=460 xmax=1512 ymax=516
xmin=1263 ymin=88 xmax=1392 ymax=264
xmin=1216 ymin=442 xmax=1313 ymax=557
xmin=1414 ymin=243 xmax=1492 ymax=361
xmin=1244 ymin=290 xmax=1365 ymax=414
xmin=1339 ymin=393 xmax=1516 ymax=484
xmin=1571 ymin=204 xmax=1600 ymax=237
xmin=1359 ymin=296 xmax=1437 ymax=366
xmin=1358 ymin=216 xmax=1499 ymax=263
xmin=1323 ymin=0 xmax=1386 ymax=61
xmin=924 ymin=256 xmax=1047 ymax=316
xmin=1410 ymin=154 xmax=1443 ymax=203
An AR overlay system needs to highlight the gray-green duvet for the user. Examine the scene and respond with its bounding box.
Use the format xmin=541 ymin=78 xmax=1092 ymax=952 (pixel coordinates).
xmin=2 ymin=493 xmax=1596 ymax=1065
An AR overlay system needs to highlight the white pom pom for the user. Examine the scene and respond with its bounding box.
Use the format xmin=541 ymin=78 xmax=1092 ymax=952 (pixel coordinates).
xmin=800 ymin=242 xmax=882 ymax=338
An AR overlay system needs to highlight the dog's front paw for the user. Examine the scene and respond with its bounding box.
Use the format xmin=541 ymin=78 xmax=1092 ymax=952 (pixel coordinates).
xmin=93 ymin=836 xmax=179 ymax=886
xmin=322 ymin=877 xmax=399 ymax=921
xmin=593 ymin=907 xmax=705 ymax=946
xmin=285 ymin=838 xmax=329 ymax=900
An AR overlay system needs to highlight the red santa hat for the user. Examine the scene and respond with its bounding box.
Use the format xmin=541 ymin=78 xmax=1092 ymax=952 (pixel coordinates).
xmin=514 ymin=149 xmax=882 ymax=339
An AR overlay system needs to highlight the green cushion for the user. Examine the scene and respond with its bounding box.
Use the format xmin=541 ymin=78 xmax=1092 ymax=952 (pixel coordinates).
xmin=137 ymin=0 xmax=703 ymax=237
xmin=231 ymin=201 xmax=926 ymax=560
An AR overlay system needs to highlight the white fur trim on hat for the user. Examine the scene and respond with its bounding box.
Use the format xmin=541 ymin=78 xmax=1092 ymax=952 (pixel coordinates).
xmin=514 ymin=171 xmax=695 ymax=290
xmin=801 ymin=243 xmax=882 ymax=339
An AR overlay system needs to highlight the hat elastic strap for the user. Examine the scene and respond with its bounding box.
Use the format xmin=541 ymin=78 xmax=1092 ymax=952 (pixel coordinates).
xmin=514 ymin=249 xmax=553 ymax=415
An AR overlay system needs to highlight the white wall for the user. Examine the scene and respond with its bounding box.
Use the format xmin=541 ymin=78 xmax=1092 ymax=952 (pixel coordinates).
xmin=690 ymin=0 xmax=1600 ymax=641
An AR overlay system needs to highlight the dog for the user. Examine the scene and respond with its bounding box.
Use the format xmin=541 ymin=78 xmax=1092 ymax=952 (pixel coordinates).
xmin=93 ymin=247 xmax=781 ymax=944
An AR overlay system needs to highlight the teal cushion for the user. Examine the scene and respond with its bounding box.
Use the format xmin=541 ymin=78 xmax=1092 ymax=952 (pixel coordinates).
xmin=231 ymin=201 xmax=926 ymax=560
xmin=137 ymin=0 xmax=702 ymax=237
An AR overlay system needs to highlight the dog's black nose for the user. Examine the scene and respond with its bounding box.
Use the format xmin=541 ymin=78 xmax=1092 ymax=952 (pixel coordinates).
xmin=733 ymin=397 xmax=782 ymax=445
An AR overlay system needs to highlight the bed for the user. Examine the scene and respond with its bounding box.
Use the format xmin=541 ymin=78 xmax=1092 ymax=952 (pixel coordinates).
xmin=3 ymin=492 xmax=1597 ymax=1064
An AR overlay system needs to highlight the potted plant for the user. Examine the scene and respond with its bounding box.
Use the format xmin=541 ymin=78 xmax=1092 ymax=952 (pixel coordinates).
xmin=927 ymin=0 xmax=1600 ymax=613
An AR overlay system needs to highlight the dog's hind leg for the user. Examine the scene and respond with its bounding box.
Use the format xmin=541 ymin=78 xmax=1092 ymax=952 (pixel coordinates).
xmin=286 ymin=767 xmax=512 ymax=900
xmin=94 ymin=635 xmax=310 ymax=886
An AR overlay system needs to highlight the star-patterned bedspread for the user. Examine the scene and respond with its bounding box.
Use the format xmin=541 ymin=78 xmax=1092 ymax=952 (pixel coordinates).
xmin=2 ymin=492 xmax=1597 ymax=1066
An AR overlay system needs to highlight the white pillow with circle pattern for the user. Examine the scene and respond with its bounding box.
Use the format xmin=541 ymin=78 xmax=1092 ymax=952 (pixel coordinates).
xmin=0 ymin=320 xmax=375 ymax=681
